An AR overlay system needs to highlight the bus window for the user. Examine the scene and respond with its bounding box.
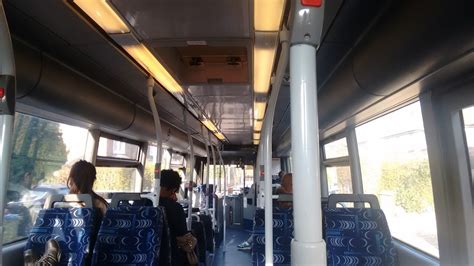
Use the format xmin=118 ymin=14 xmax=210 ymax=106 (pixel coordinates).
xmin=95 ymin=167 xmax=141 ymax=193
xmin=143 ymin=145 xmax=171 ymax=192
xmin=462 ymin=107 xmax=474 ymax=179
xmin=326 ymin=166 xmax=352 ymax=194
xmin=3 ymin=113 xmax=88 ymax=244
xmin=97 ymin=137 xmax=139 ymax=160
xmin=324 ymin=137 xmax=348 ymax=159
xmin=356 ymin=101 xmax=439 ymax=257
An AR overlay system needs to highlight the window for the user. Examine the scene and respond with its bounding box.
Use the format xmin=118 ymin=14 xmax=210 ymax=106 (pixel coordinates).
xmin=95 ymin=167 xmax=140 ymax=193
xmin=170 ymin=153 xmax=185 ymax=166
xmin=356 ymin=102 xmax=439 ymax=257
xmin=323 ymin=137 xmax=352 ymax=195
xmin=326 ymin=166 xmax=352 ymax=194
xmin=4 ymin=113 xmax=89 ymax=244
xmin=462 ymin=106 xmax=474 ymax=179
xmin=324 ymin=137 xmax=348 ymax=159
xmin=97 ymin=137 xmax=139 ymax=160
xmin=143 ymin=146 xmax=171 ymax=192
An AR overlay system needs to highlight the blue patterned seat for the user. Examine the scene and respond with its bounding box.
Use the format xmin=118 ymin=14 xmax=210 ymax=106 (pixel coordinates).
xmin=92 ymin=206 xmax=164 ymax=266
xmin=324 ymin=208 xmax=398 ymax=266
xmin=252 ymin=207 xmax=293 ymax=266
xmin=25 ymin=208 xmax=96 ymax=266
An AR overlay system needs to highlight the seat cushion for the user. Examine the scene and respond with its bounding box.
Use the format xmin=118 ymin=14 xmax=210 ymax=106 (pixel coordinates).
xmin=324 ymin=208 xmax=398 ymax=265
xmin=26 ymin=208 xmax=96 ymax=266
xmin=92 ymin=206 xmax=164 ymax=266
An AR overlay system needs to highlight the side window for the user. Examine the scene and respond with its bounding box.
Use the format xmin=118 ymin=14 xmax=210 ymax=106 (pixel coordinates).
xmin=95 ymin=136 xmax=142 ymax=194
xmin=143 ymin=146 xmax=171 ymax=192
xmin=323 ymin=137 xmax=352 ymax=194
xmin=356 ymin=101 xmax=439 ymax=257
xmin=4 ymin=113 xmax=88 ymax=244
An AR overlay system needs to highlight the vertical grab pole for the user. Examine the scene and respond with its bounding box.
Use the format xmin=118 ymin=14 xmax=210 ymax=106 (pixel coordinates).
xmin=290 ymin=1 xmax=326 ymax=265
xmin=183 ymin=100 xmax=195 ymax=231
xmin=243 ymin=166 xmax=247 ymax=208
xmin=210 ymin=138 xmax=217 ymax=227
xmin=261 ymin=27 xmax=290 ymax=266
xmin=147 ymin=78 xmax=163 ymax=205
xmin=217 ymin=146 xmax=227 ymax=253
xmin=0 ymin=2 xmax=16 ymax=257
xmin=202 ymin=126 xmax=211 ymax=213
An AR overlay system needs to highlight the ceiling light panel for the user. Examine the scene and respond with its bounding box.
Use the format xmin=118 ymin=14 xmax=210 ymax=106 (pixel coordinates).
xmin=254 ymin=119 xmax=263 ymax=132
xmin=73 ymin=0 xmax=130 ymax=34
xmin=202 ymin=119 xmax=218 ymax=133
xmin=254 ymin=101 xmax=266 ymax=120
xmin=254 ymin=0 xmax=285 ymax=31
xmin=253 ymin=32 xmax=278 ymax=94
xmin=123 ymin=44 xmax=183 ymax=94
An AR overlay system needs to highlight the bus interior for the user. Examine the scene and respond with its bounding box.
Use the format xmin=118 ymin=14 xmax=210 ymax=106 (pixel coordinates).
xmin=0 ymin=0 xmax=473 ymax=265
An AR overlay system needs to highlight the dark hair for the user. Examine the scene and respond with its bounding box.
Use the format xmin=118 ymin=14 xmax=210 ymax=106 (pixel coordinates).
xmin=160 ymin=169 xmax=182 ymax=191
xmin=68 ymin=160 xmax=97 ymax=194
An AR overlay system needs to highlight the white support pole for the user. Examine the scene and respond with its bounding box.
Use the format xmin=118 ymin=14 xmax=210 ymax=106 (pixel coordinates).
xmin=217 ymin=148 xmax=227 ymax=250
xmin=147 ymin=77 xmax=163 ymax=205
xmin=210 ymin=139 xmax=217 ymax=227
xmin=290 ymin=44 xmax=326 ymax=265
xmin=203 ymin=126 xmax=211 ymax=213
xmin=320 ymin=148 xmax=329 ymax=198
xmin=290 ymin=2 xmax=326 ymax=264
xmin=347 ymin=128 xmax=363 ymax=195
xmin=0 ymin=2 xmax=15 ymax=257
xmin=260 ymin=28 xmax=290 ymax=266
xmin=243 ymin=166 xmax=247 ymax=208
xmin=183 ymin=102 xmax=195 ymax=231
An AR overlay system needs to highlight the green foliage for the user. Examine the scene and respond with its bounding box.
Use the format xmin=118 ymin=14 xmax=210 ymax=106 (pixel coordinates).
xmin=379 ymin=160 xmax=433 ymax=213
xmin=10 ymin=115 xmax=68 ymax=188
xmin=95 ymin=167 xmax=135 ymax=192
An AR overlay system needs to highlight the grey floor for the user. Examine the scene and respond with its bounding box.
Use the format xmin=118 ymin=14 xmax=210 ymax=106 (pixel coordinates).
xmin=213 ymin=226 xmax=252 ymax=266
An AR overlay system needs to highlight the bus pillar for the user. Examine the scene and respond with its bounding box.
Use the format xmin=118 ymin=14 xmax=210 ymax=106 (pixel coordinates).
xmin=290 ymin=1 xmax=326 ymax=265
xmin=0 ymin=1 xmax=16 ymax=258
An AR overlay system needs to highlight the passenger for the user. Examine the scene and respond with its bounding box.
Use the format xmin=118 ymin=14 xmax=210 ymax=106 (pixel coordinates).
xmin=275 ymin=173 xmax=292 ymax=194
xmin=159 ymin=169 xmax=197 ymax=266
xmin=67 ymin=160 xmax=109 ymax=216
xmin=275 ymin=173 xmax=293 ymax=208
xmin=238 ymin=173 xmax=293 ymax=250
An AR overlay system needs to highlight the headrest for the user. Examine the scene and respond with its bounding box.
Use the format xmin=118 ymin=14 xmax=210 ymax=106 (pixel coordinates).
xmin=44 ymin=194 xmax=93 ymax=209
xmin=327 ymin=194 xmax=380 ymax=209
xmin=110 ymin=192 xmax=158 ymax=208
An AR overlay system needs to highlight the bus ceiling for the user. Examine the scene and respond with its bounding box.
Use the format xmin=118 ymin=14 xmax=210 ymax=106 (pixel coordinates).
xmin=4 ymin=0 xmax=474 ymax=154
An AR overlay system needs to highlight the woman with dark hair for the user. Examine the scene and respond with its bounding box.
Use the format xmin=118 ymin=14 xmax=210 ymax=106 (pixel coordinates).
xmin=159 ymin=169 xmax=197 ymax=265
xmin=67 ymin=160 xmax=109 ymax=216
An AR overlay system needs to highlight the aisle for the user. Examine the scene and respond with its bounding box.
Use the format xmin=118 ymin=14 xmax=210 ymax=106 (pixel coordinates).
xmin=213 ymin=226 xmax=252 ymax=266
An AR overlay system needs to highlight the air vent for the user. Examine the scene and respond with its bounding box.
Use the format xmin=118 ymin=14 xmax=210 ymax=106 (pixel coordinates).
xmin=226 ymin=56 xmax=241 ymax=66
xmin=189 ymin=57 xmax=204 ymax=66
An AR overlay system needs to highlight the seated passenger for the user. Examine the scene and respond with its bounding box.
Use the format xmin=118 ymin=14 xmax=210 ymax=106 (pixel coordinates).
xmin=159 ymin=170 xmax=197 ymax=266
xmin=67 ymin=160 xmax=109 ymax=216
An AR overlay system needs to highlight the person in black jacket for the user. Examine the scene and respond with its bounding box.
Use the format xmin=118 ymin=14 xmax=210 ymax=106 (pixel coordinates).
xmin=159 ymin=170 xmax=191 ymax=265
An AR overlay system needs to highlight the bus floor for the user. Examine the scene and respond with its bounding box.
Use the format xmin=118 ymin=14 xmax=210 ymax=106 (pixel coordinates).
xmin=213 ymin=226 xmax=252 ymax=266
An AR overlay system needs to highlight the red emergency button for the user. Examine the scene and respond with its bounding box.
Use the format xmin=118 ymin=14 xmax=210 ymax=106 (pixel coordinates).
xmin=301 ymin=0 xmax=322 ymax=7
xmin=0 ymin=87 xmax=5 ymax=98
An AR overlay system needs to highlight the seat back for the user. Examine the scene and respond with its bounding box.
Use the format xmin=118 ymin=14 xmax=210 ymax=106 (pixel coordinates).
xmin=92 ymin=206 xmax=164 ymax=265
xmin=324 ymin=194 xmax=398 ymax=265
xmin=26 ymin=194 xmax=97 ymax=266
xmin=252 ymin=207 xmax=293 ymax=266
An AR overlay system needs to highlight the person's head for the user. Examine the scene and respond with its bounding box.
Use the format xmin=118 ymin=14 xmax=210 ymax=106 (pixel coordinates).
xmin=160 ymin=169 xmax=182 ymax=199
xmin=68 ymin=160 xmax=97 ymax=194
xmin=278 ymin=170 xmax=285 ymax=179
xmin=280 ymin=173 xmax=293 ymax=193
